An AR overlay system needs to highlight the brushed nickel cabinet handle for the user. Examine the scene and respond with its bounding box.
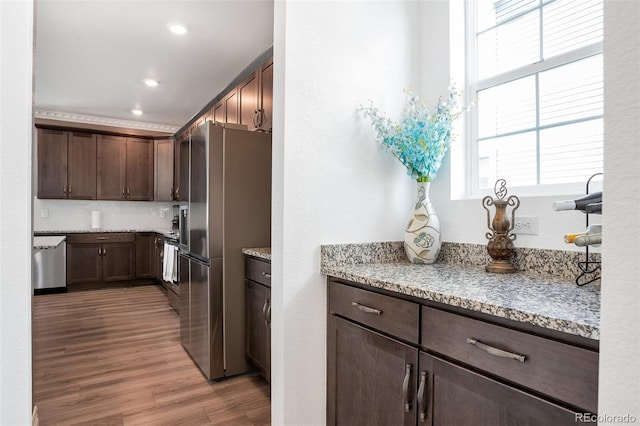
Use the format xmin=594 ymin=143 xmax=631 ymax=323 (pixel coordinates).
xmin=253 ymin=110 xmax=260 ymax=128
xmin=127 ymin=187 xmax=131 ymax=199
xmin=262 ymin=298 xmax=269 ymax=319
xmin=466 ymin=338 xmax=526 ymax=363
xmin=68 ymin=185 xmax=72 ymax=197
xmin=63 ymin=185 xmax=68 ymax=197
xmin=262 ymin=272 xmax=271 ymax=278
xmin=122 ymin=188 xmax=125 ymax=199
xmin=96 ymin=236 xmax=109 ymax=240
xmin=418 ymin=371 xmax=428 ymax=422
xmin=402 ymin=364 xmax=413 ymax=412
xmin=351 ymin=301 xmax=382 ymax=315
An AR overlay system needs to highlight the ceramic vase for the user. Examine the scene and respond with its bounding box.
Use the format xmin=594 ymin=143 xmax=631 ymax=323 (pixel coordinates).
xmin=404 ymin=181 xmax=441 ymax=264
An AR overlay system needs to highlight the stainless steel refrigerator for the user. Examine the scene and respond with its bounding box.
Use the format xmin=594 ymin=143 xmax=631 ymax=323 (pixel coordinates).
xmin=178 ymin=122 xmax=271 ymax=380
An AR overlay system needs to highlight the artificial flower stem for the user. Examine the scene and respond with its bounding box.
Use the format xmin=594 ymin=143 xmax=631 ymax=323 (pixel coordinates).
xmin=417 ymin=176 xmax=431 ymax=183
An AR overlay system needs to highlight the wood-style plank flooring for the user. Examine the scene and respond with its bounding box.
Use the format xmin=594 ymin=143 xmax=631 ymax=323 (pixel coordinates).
xmin=33 ymin=285 xmax=271 ymax=425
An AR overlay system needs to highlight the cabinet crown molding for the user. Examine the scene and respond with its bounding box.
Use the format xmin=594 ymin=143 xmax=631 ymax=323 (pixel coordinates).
xmin=35 ymin=110 xmax=179 ymax=134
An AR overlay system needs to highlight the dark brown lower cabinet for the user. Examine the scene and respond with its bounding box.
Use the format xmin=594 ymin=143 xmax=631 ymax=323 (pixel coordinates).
xmin=245 ymin=256 xmax=271 ymax=383
xmin=326 ymin=278 xmax=598 ymax=426
xmin=135 ymin=233 xmax=156 ymax=279
xmin=419 ymin=353 xmax=582 ymax=425
xmin=66 ymin=233 xmax=135 ymax=289
xmin=67 ymin=243 xmax=102 ymax=285
xmin=245 ymin=279 xmax=270 ymax=381
xmin=327 ymin=315 xmax=417 ymax=426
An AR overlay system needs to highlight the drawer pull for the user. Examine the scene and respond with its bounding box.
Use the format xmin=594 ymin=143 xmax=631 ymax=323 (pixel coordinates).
xmin=417 ymin=371 xmax=428 ymax=422
xmin=351 ymin=302 xmax=382 ymax=315
xmin=402 ymin=364 xmax=413 ymax=412
xmin=466 ymin=338 xmax=526 ymax=363
xmin=96 ymin=237 xmax=109 ymax=240
xmin=262 ymin=272 xmax=271 ymax=278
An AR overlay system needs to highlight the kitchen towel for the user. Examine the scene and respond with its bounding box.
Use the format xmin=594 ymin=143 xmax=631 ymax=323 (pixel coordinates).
xmin=163 ymin=243 xmax=172 ymax=282
xmin=91 ymin=210 xmax=101 ymax=229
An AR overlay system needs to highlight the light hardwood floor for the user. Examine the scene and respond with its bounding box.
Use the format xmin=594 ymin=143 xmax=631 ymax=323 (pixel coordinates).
xmin=33 ymin=285 xmax=271 ymax=425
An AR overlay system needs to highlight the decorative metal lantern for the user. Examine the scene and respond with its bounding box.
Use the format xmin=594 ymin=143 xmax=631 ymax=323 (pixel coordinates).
xmin=482 ymin=179 xmax=520 ymax=273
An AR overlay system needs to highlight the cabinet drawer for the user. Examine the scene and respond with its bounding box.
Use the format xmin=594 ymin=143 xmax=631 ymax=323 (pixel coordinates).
xmin=422 ymin=307 xmax=598 ymax=413
xmin=245 ymin=256 xmax=271 ymax=287
xmin=329 ymin=281 xmax=419 ymax=344
xmin=66 ymin=233 xmax=135 ymax=244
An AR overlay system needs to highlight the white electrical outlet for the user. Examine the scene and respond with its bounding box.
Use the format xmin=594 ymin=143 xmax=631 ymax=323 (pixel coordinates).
xmin=513 ymin=216 xmax=538 ymax=235
xmin=41 ymin=209 xmax=49 ymax=218
xmin=159 ymin=209 xmax=166 ymax=218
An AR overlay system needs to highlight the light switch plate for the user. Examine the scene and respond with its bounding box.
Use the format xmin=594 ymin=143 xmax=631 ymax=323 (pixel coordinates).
xmin=514 ymin=216 xmax=538 ymax=235
xmin=41 ymin=209 xmax=49 ymax=218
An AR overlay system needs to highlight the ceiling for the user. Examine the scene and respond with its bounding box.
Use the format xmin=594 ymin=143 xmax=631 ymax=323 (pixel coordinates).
xmin=34 ymin=0 xmax=274 ymax=133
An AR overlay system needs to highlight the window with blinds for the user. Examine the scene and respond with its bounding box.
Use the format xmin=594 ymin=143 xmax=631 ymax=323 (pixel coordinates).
xmin=469 ymin=0 xmax=603 ymax=192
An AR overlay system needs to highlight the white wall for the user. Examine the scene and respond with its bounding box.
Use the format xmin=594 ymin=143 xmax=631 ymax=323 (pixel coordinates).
xmin=34 ymin=198 xmax=174 ymax=232
xmin=0 ymin=0 xmax=34 ymax=424
xmin=272 ymin=1 xmax=420 ymax=423
xmin=599 ymin=0 xmax=640 ymax=421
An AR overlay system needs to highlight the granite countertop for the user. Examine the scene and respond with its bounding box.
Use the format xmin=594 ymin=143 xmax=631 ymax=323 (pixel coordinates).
xmin=242 ymin=247 xmax=271 ymax=261
xmin=33 ymin=236 xmax=66 ymax=250
xmin=321 ymin=242 xmax=600 ymax=340
xmin=35 ymin=229 xmax=179 ymax=240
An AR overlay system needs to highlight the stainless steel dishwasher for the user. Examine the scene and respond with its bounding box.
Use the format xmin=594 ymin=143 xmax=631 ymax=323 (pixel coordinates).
xmin=33 ymin=236 xmax=67 ymax=294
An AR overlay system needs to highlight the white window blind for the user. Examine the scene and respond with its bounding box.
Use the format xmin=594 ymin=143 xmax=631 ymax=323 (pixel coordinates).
xmin=470 ymin=0 xmax=603 ymax=192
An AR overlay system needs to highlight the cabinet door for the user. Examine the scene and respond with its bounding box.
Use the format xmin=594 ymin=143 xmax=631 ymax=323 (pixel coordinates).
xmin=66 ymin=243 xmax=102 ymax=286
xmin=265 ymin=287 xmax=271 ymax=383
xmin=327 ymin=316 xmax=418 ymax=426
xmin=135 ymin=233 xmax=155 ymax=279
xmin=102 ymin=242 xmax=134 ymax=282
xmin=259 ymin=58 xmax=273 ymax=131
xmin=97 ymin=135 xmax=126 ymax=200
xmin=245 ymin=279 xmax=268 ymax=377
xmin=67 ymin=132 xmax=97 ymax=200
xmin=225 ymin=88 xmax=239 ymax=124
xmin=126 ymin=137 xmax=154 ymax=201
xmin=173 ymin=135 xmax=183 ymax=201
xmin=418 ymin=353 xmax=583 ymax=426
xmin=238 ymin=71 xmax=259 ymax=131
xmin=154 ymin=138 xmax=174 ymax=201
xmin=37 ymin=128 xmax=68 ymax=199
xmin=213 ymin=100 xmax=225 ymax=123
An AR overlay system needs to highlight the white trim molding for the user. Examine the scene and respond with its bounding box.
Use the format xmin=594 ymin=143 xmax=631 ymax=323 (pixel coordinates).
xmin=34 ymin=110 xmax=179 ymax=134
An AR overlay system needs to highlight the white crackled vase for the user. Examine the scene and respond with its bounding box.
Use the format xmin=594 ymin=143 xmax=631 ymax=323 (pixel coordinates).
xmin=404 ymin=181 xmax=441 ymax=264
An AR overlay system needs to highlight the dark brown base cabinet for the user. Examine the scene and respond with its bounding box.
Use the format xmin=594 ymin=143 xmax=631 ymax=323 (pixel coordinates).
xmin=327 ymin=279 xmax=598 ymax=426
xmin=245 ymin=256 xmax=271 ymax=383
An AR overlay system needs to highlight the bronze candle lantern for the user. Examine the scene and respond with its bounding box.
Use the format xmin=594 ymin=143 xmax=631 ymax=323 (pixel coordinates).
xmin=482 ymin=179 xmax=520 ymax=273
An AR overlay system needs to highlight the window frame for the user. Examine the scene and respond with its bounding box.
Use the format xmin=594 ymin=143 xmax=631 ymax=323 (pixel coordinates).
xmin=464 ymin=0 xmax=604 ymax=198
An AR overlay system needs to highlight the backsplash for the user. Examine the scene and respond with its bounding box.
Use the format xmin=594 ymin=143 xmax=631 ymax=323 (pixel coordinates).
xmin=33 ymin=197 xmax=175 ymax=232
xmin=320 ymin=241 xmax=601 ymax=282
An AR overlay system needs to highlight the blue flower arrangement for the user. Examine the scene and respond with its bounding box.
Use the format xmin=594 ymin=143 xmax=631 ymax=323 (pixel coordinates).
xmin=360 ymin=85 xmax=462 ymax=182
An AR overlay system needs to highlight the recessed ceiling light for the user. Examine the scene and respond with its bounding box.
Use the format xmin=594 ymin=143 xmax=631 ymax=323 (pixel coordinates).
xmin=143 ymin=79 xmax=159 ymax=87
xmin=131 ymin=109 xmax=143 ymax=116
xmin=168 ymin=24 xmax=187 ymax=35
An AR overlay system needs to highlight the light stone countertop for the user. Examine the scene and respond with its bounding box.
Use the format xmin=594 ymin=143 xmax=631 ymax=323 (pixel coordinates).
xmin=33 ymin=236 xmax=66 ymax=250
xmin=34 ymin=229 xmax=179 ymax=240
xmin=242 ymin=247 xmax=271 ymax=261
xmin=321 ymin=242 xmax=600 ymax=340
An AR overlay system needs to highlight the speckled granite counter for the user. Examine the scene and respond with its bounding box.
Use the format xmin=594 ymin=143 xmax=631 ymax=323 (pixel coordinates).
xmin=35 ymin=229 xmax=179 ymax=240
xmin=242 ymin=247 xmax=271 ymax=261
xmin=33 ymin=236 xmax=66 ymax=249
xmin=321 ymin=242 xmax=600 ymax=340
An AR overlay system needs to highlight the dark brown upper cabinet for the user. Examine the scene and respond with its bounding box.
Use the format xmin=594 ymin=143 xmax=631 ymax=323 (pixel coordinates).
xmin=239 ymin=71 xmax=259 ymax=131
xmin=258 ymin=57 xmax=273 ymax=131
xmin=97 ymin=135 xmax=154 ymax=201
xmin=154 ymin=138 xmax=174 ymax=202
xmin=38 ymin=128 xmax=97 ymax=199
xmin=225 ymin=88 xmax=239 ymax=124
xmin=238 ymin=57 xmax=273 ymax=132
